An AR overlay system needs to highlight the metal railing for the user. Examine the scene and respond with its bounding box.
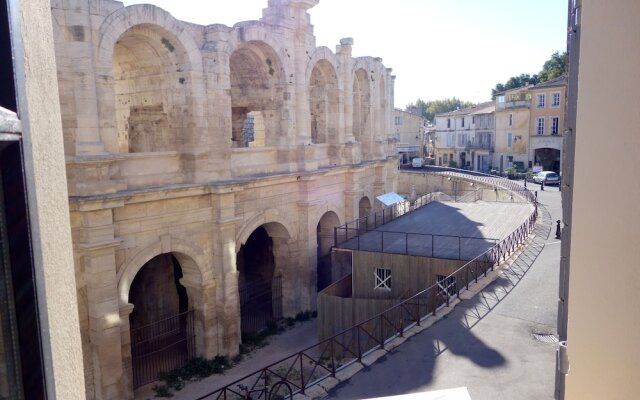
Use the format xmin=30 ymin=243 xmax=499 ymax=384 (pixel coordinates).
xmin=131 ymin=310 xmax=196 ymax=389
xmin=196 ymin=170 xmax=538 ymax=400
xmin=336 ymin=229 xmax=498 ymax=260
xmin=334 ymin=192 xmax=437 ymax=248
xmin=465 ymin=141 xmax=494 ymax=151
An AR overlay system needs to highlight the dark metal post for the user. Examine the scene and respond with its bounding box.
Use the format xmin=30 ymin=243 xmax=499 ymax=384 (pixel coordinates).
xmin=299 ymin=354 xmax=305 ymax=393
xmin=541 ymin=181 xmax=545 ymax=191
xmin=405 ymin=233 xmax=408 ymax=254
xmin=524 ymin=178 xmax=527 ymax=188
xmin=556 ymin=220 xmax=562 ymax=239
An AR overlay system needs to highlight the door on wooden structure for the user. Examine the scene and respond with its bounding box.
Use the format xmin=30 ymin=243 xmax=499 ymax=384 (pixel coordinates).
xmin=128 ymin=254 xmax=195 ymax=389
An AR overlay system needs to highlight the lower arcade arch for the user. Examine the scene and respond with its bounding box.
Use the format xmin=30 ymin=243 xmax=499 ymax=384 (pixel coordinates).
xmin=127 ymin=253 xmax=194 ymax=389
xmin=316 ymin=211 xmax=340 ymax=292
xmin=236 ymin=223 xmax=291 ymax=338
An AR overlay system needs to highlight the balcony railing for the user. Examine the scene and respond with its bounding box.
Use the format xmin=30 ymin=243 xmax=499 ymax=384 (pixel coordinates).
xmin=465 ymin=141 xmax=494 ymax=151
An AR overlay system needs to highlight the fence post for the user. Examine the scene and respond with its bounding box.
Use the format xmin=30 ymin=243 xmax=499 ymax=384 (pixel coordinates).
xmin=466 ymin=266 xmax=469 ymax=290
xmin=379 ymin=315 xmax=384 ymax=349
xmin=299 ymin=354 xmax=306 ymax=394
xmin=330 ymin=340 xmax=336 ymax=377
xmin=405 ymin=233 xmax=408 ymax=254
xmin=357 ymin=328 xmax=362 ymax=362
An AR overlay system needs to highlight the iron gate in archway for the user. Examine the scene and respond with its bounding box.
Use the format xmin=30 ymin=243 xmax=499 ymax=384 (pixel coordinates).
xmin=239 ymin=273 xmax=283 ymax=336
xmin=130 ymin=309 xmax=195 ymax=389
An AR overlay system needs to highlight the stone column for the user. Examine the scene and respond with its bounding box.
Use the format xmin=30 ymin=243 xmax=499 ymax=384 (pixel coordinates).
xmin=54 ymin=2 xmax=105 ymax=155
xmin=200 ymin=26 xmax=234 ymax=181
xmin=181 ymin=280 xmax=218 ymax=357
xmin=296 ymin=197 xmax=320 ymax=311
xmin=79 ymin=205 xmax=126 ymax=400
xmin=118 ymin=303 xmax=134 ymax=400
xmin=210 ymin=192 xmax=241 ymax=354
xmin=338 ymin=38 xmax=354 ymax=143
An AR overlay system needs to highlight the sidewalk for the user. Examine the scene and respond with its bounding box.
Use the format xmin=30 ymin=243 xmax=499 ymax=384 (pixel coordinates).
xmin=135 ymin=319 xmax=320 ymax=400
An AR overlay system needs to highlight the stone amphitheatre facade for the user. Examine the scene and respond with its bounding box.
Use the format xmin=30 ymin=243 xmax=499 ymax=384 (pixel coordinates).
xmin=50 ymin=0 xmax=397 ymax=397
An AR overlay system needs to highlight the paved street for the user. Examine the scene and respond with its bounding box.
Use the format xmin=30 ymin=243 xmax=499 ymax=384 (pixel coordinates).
xmin=326 ymin=182 xmax=562 ymax=400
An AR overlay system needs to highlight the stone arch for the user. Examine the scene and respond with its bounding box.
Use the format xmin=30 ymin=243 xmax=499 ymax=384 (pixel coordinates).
xmin=316 ymin=210 xmax=341 ymax=292
xmin=95 ymin=5 xmax=202 ymax=153
xmin=117 ymin=237 xmax=207 ymax=307
xmin=309 ymin=58 xmax=340 ymax=145
xmin=359 ymin=195 xmax=372 ymax=219
xmin=235 ymin=219 xmax=294 ymax=335
xmin=230 ymin=22 xmax=293 ymax=81
xmin=236 ymin=213 xmax=296 ymax=250
xmin=353 ymin=68 xmax=371 ymax=146
xmin=229 ymin=40 xmax=287 ymax=147
xmin=306 ymin=47 xmax=341 ymax=87
xmin=97 ymin=5 xmax=202 ymax=71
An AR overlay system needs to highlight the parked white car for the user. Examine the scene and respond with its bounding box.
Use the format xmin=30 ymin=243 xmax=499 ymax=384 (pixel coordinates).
xmin=533 ymin=171 xmax=560 ymax=185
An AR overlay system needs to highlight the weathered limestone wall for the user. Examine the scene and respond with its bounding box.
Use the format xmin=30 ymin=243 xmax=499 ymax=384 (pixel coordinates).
xmin=51 ymin=0 xmax=397 ymax=399
xmin=52 ymin=0 xmax=397 ymax=398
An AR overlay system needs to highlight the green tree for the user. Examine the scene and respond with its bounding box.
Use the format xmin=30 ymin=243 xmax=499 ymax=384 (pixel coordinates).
xmin=491 ymin=51 xmax=567 ymax=98
xmin=492 ymin=73 xmax=539 ymax=98
xmin=538 ymin=51 xmax=567 ymax=82
xmin=406 ymin=98 xmax=474 ymax=122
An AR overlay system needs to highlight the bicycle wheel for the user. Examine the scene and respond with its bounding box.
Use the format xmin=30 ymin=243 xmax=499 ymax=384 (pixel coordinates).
xmin=268 ymin=380 xmax=293 ymax=400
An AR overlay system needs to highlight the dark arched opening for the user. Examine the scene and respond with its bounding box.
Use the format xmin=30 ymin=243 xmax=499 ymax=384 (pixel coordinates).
xmin=316 ymin=211 xmax=340 ymax=292
xmin=236 ymin=226 xmax=283 ymax=337
xmin=128 ymin=254 xmax=194 ymax=389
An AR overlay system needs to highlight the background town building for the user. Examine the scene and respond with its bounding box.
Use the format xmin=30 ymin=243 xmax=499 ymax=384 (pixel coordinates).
xmin=393 ymin=108 xmax=425 ymax=164
xmin=494 ymin=86 xmax=532 ymax=172
xmin=529 ymin=76 xmax=566 ymax=172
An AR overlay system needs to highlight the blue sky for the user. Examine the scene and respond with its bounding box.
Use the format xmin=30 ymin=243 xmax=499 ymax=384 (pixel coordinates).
xmin=122 ymin=0 xmax=568 ymax=108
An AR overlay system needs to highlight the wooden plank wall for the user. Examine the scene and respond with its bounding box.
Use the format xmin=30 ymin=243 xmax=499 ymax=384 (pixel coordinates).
xmin=352 ymin=251 xmax=465 ymax=299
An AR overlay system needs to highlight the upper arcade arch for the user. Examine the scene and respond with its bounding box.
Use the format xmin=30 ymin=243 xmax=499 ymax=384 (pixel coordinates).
xmin=96 ymin=5 xmax=203 ymax=154
xmin=229 ymin=40 xmax=287 ymax=147
xmin=353 ymin=68 xmax=371 ymax=145
xmin=309 ymin=59 xmax=340 ymax=144
xmin=96 ymin=5 xmax=202 ymax=72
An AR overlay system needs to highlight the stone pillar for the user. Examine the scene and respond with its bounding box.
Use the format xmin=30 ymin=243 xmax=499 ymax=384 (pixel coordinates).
xmin=53 ymin=2 xmax=104 ymax=155
xmin=297 ymin=198 xmax=320 ymax=311
xmin=181 ymin=280 xmax=218 ymax=357
xmin=119 ymin=303 xmax=134 ymax=400
xmin=79 ymin=206 xmax=126 ymax=400
xmin=201 ymin=26 xmax=234 ymax=180
xmin=338 ymin=38 xmax=354 ymax=143
xmin=210 ymin=193 xmax=241 ymax=354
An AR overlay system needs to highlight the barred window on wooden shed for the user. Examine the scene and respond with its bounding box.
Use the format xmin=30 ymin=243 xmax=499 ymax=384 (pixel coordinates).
xmin=374 ymin=268 xmax=391 ymax=290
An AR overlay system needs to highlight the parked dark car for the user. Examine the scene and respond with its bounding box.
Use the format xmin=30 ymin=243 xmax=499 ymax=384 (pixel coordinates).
xmin=533 ymin=171 xmax=560 ymax=185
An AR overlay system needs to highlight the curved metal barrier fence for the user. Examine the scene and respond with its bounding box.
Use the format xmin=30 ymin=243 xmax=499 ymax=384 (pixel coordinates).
xmin=196 ymin=169 xmax=537 ymax=400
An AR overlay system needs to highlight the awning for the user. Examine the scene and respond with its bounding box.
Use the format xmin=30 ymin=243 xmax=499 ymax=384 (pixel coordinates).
xmin=376 ymin=192 xmax=405 ymax=206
